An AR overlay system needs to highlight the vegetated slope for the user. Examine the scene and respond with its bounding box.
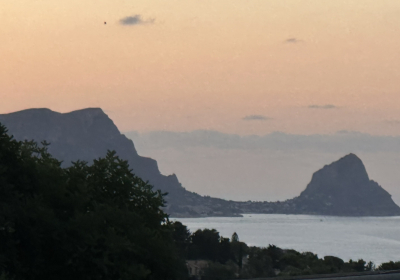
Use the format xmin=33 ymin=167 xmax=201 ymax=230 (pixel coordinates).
xmin=0 ymin=108 xmax=239 ymax=217
xmin=1 ymin=108 xmax=399 ymax=217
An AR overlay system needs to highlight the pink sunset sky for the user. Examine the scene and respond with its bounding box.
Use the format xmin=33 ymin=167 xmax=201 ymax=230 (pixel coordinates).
xmin=2 ymin=0 xmax=400 ymax=135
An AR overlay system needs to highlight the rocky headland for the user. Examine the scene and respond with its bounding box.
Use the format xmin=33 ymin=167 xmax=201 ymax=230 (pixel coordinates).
xmin=236 ymin=153 xmax=400 ymax=216
xmin=1 ymin=108 xmax=399 ymax=217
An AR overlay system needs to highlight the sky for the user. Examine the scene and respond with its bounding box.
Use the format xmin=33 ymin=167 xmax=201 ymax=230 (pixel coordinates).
xmin=2 ymin=0 xmax=400 ymax=135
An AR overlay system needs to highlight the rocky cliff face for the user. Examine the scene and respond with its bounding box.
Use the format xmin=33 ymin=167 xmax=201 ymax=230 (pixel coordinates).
xmin=289 ymin=153 xmax=400 ymax=216
xmin=0 ymin=108 xmax=240 ymax=217
xmin=1 ymin=108 xmax=399 ymax=217
xmin=230 ymin=154 xmax=400 ymax=216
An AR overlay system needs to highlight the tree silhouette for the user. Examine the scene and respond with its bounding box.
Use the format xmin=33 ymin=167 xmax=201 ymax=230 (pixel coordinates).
xmin=0 ymin=124 xmax=187 ymax=280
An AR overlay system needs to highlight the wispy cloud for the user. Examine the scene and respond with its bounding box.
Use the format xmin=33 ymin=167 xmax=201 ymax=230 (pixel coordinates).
xmin=384 ymin=120 xmax=400 ymax=125
xmin=124 ymin=129 xmax=400 ymax=153
xmin=119 ymin=15 xmax=155 ymax=26
xmin=242 ymin=115 xmax=272 ymax=121
xmin=308 ymin=104 xmax=337 ymax=109
xmin=284 ymin=38 xmax=302 ymax=44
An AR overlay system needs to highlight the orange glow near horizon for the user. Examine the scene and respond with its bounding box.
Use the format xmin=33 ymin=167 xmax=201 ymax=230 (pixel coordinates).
xmin=2 ymin=0 xmax=400 ymax=135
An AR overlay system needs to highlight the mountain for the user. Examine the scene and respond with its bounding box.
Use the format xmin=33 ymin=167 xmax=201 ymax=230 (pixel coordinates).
xmin=235 ymin=154 xmax=400 ymax=216
xmin=1 ymin=108 xmax=399 ymax=217
xmin=291 ymin=153 xmax=400 ymax=216
xmin=0 ymin=108 xmax=239 ymax=217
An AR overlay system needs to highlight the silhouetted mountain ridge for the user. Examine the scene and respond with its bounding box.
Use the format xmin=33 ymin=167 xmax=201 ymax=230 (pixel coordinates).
xmin=0 ymin=108 xmax=239 ymax=217
xmin=1 ymin=108 xmax=399 ymax=217
xmin=292 ymin=153 xmax=400 ymax=216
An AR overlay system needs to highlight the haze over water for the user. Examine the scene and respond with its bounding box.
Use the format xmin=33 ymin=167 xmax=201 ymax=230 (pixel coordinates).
xmin=175 ymin=214 xmax=400 ymax=265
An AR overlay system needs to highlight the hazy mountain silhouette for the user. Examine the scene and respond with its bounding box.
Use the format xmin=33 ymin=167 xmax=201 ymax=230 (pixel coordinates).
xmin=1 ymin=108 xmax=399 ymax=217
xmin=0 ymin=108 xmax=239 ymax=217
xmin=291 ymin=153 xmax=400 ymax=216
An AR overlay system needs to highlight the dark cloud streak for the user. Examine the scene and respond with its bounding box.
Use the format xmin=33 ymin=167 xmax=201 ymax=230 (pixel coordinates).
xmin=242 ymin=115 xmax=272 ymax=121
xmin=284 ymin=38 xmax=302 ymax=43
xmin=308 ymin=104 xmax=337 ymax=109
xmin=119 ymin=15 xmax=155 ymax=26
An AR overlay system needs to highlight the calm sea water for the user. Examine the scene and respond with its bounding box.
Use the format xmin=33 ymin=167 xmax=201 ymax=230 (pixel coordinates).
xmin=173 ymin=214 xmax=400 ymax=265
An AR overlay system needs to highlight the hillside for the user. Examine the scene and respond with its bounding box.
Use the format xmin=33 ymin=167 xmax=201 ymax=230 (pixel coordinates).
xmin=1 ymin=108 xmax=399 ymax=217
xmin=0 ymin=108 xmax=239 ymax=217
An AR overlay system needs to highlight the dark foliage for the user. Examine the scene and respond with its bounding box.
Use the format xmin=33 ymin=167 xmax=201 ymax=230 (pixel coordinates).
xmin=0 ymin=124 xmax=187 ymax=280
xmin=172 ymin=221 xmax=191 ymax=259
xmin=378 ymin=261 xmax=400 ymax=271
xmin=169 ymin=223 xmax=377 ymax=279
xmin=188 ymin=229 xmax=232 ymax=263
xmin=240 ymin=246 xmax=373 ymax=278
xmin=0 ymin=122 xmax=391 ymax=280
xmin=201 ymin=262 xmax=236 ymax=280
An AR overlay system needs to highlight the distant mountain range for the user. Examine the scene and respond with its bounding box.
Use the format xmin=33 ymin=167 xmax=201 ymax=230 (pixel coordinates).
xmin=1 ymin=108 xmax=399 ymax=217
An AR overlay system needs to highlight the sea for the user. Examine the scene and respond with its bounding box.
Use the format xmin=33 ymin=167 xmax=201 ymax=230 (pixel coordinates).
xmin=172 ymin=214 xmax=400 ymax=265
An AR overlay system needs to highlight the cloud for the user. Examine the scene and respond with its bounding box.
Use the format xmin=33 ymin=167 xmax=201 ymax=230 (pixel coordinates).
xmin=124 ymin=129 xmax=400 ymax=153
xmin=119 ymin=15 xmax=155 ymax=26
xmin=242 ymin=115 xmax=272 ymax=121
xmin=284 ymin=38 xmax=302 ymax=43
xmin=384 ymin=120 xmax=400 ymax=125
xmin=308 ymin=104 xmax=337 ymax=109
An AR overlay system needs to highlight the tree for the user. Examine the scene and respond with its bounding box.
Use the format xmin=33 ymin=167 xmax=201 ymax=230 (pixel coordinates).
xmin=344 ymin=259 xmax=367 ymax=272
xmin=189 ymin=229 xmax=221 ymax=261
xmin=366 ymin=261 xmax=375 ymax=271
xmin=231 ymin=232 xmax=239 ymax=243
xmin=378 ymin=261 xmax=400 ymax=271
xmin=0 ymin=124 xmax=187 ymax=280
xmin=230 ymin=232 xmax=248 ymax=273
xmin=188 ymin=229 xmax=232 ymax=263
xmin=219 ymin=237 xmax=231 ymax=264
xmin=243 ymin=247 xmax=275 ymax=278
xmin=172 ymin=221 xmax=191 ymax=258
